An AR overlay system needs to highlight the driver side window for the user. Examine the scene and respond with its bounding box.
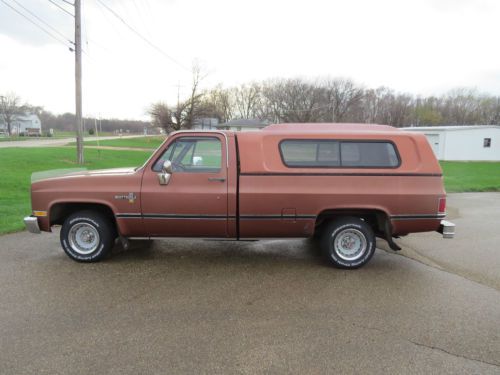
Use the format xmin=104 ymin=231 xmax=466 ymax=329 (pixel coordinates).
xmin=153 ymin=137 xmax=222 ymax=173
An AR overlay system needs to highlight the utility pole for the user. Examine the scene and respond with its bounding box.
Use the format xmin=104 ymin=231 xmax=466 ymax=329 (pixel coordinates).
xmin=75 ymin=0 xmax=84 ymax=164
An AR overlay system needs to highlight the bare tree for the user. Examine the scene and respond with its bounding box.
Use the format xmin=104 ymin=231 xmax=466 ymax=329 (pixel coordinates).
xmin=324 ymin=78 xmax=364 ymax=122
xmin=478 ymin=96 xmax=500 ymax=125
xmin=148 ymin=98 xmax=195 ymax=134
xmin=183 ymin=63 xmax=206 ymax=128
xmin=149 ymin=102 xmax=172 ymax=131
xmin=233 ymin=83 xmax=261 ymax=119
xmin=149 ymin=63 xmax=207 ymax=133
xmin=150 ymin=75 xmax=500 ymax=129
xmin=446 ymin=88 xmax=483 ymax=124
xmin=198 ymin=85 xmax=233 ymax=123
xmin=0 ymin=92 xmax=26 ymax=136
xmin=261 ymin=78 xmax=324 ymax=123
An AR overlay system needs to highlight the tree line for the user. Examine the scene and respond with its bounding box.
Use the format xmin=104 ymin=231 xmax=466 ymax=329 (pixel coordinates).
xmin=37 ymin=111 xmax=149 ymax=134
xmin=0 ymin=92 xmax=149 ymax=136
xmin=150 ymin=77 xmax=500 ymax=132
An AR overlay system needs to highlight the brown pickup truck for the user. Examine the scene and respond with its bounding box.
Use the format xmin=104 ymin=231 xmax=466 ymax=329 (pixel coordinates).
xmin=24 ymin=123 xmax=455 ymax=268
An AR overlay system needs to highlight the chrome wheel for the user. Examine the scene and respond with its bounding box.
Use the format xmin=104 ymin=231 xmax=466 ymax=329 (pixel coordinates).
xmin=68 ymin=223 xmax=100 ymax=255
xmin=333 ymin=228 xmax=367 ymax=261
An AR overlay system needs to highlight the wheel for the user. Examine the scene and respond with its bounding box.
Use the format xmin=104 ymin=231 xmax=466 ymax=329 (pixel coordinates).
xmin=60 ymin=210 xmax=116 ymax=262
xmin=320 ymin=217 xmax=376 ymax=269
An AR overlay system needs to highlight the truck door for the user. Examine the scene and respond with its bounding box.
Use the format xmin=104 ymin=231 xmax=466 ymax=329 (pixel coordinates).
xmin=140 ymin=134 xmax=228 ymax=237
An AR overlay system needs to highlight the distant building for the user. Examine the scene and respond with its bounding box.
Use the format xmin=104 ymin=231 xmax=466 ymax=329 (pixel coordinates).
xmin=402 ymin=125 xmax=500 ymax=161
xmin=192 ymin=118 xmax=219 ymax=130
xmin=0 ymin=114 xmax=42 ymax=136
xmin=217 ymin=118 xmax=270 ymax=132
xmin=192 ymin=118 xmax=270 ymax=132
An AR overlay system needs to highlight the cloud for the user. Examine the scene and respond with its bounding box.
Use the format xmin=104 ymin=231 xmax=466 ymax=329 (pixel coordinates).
xmin=424 ymin=0 xmax=495 ymax=12
xmin=0 ymin=0 xmax=73 ymax=46
xmin=1 ymin=0 xmax=500 ymax=119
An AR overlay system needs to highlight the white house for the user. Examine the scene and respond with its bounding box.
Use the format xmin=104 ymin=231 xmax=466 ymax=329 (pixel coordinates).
xmin=0 ymin=114 xmax=42 ymax=135
xmin=402 ymin=125 xmax=500 ymax=161
xmin=192 ymin=117 xmax=219 ymax=130
xmin=217 ymin=118 xmax=270 ymax=131
xmin=193 ymin=118 xmax=270 ymax=132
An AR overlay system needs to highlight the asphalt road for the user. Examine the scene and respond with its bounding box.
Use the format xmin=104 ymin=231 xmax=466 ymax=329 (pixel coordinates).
xmin=0 ymin=134 xmax=149 ymax=148
xmin=0 ymin=194 xmax=499 ymax=374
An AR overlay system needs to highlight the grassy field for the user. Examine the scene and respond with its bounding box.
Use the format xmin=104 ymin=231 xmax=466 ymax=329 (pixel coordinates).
xmin=53 ymin=131 xmax=117 ymax=138
xmin=0 ymin=145 xmax=499 ymax=236
xmin=441 ymin=161 xmax=500 ymax=193
xmin=77 ymin=136 xmax=166 ymax=149
xmin=0 ymin=147 xmax=151 ymax=234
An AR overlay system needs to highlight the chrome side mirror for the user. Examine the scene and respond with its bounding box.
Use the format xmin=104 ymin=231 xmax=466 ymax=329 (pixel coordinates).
xmin=162 ymin=160 xmax=173 ymax=174
xmin=158 ymin=160 xmax=173 ymax=185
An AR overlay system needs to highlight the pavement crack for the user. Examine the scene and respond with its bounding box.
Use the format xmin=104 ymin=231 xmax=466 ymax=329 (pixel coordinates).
xmin=341 ymin=318 xmax=500 ymax=368
xmin=404 ymin=338 xmax=500 ymax=368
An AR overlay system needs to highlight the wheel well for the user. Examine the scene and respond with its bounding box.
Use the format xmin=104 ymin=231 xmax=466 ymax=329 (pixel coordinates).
xmin=50 ymin=203 xmax=118 ymax=233
xmin=315 ymin=209 xmax=390 ymax=238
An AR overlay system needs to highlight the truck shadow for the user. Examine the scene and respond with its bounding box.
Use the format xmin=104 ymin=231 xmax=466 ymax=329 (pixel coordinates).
xmin=109 ymin=238 xmax=398 ymax=273
xmin=111 ymin=238 xmax=328 ymax=267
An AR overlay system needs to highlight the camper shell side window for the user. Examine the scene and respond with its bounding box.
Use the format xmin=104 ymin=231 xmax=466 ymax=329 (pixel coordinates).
xmin=279 ymin=139 xmax=401 ymax=168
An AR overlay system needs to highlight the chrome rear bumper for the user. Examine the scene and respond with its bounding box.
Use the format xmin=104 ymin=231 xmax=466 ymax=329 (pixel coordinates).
xmin=24 ymin=216 xmax=41 ymax=234
xmin=438 ymin=220 xmax=455 ymax=239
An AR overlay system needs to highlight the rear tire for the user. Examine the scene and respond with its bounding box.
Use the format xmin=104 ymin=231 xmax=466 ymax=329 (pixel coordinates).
xmin=60 ymin=210 xmax=116 ymax=262
xmin=321 ymin=217 xmax=375 ymax=269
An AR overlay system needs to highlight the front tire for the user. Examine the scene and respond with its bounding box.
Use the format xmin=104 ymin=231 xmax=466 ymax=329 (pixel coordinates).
xmin=321 ymin=217 xmax=376 ymax=269
xmin=60 ymin=210 xmax=116 ymax=262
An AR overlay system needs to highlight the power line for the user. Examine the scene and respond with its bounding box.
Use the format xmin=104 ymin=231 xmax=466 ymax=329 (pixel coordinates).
xmin=10 ymin=0 xmax=73 ymax=44
xmin=47 ymin=0 xmax=74 ymax=17
xmin=131 ymin=0 xmax=153 ymax=39
xmin=1 ymin=0 xmax=73 ymax=49
xmin=95 ymin=0 xmax=190 ymax=72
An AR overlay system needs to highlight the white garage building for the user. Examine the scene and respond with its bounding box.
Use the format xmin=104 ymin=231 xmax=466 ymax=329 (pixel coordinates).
xmin=0 ymin=114 xmax=42 ymax=136
xmin=402 ymin=125 xmax=500 ymax=161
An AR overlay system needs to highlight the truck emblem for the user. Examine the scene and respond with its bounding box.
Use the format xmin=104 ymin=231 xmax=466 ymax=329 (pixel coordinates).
xmin=114 ymin=192 xmax=136 ymax=203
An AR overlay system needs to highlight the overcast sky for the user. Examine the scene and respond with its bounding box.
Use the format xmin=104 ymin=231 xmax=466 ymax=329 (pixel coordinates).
xmin=1 ymin=0 xmax=500 ymax=120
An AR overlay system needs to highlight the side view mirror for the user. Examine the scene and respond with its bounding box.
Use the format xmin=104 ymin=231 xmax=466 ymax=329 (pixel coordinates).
xmin=158 ymin=160 xmax=173 ymax=185
xmin=162 ymin=160 xmax=173 ymax=174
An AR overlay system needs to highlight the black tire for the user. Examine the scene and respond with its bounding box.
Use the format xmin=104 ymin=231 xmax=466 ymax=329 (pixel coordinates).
xmin=60 ymin=210 xmax=116 ymax=262
xmin=320 ymin=217 xmax=376 ymax=269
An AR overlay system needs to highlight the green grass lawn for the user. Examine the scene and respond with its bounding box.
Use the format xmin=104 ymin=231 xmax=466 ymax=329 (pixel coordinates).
xmin=0 ymin=147 xmax=151 ymax=234
xmin=53 ymin=131 xmax=117 ymax=138
xmin=77 ymin=136 xmax=166 ymax=149
xmin=441 ymin=161 xmax=500 ymax=193
xmin=0 ymin=148 xmax=499 ymax=235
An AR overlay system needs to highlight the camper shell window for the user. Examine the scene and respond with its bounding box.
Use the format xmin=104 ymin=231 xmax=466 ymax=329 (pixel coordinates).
xmin=279 ymin=139 xmax=400 ymax=168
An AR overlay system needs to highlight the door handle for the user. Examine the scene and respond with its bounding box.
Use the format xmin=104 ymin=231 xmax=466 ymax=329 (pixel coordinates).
xmin=208 ymin=177 xmax=226 ymax=182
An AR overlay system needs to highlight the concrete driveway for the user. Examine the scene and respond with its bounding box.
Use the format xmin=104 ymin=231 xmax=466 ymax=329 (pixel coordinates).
xmin=0 ymin=134 xmax=150 ymax=148
xmin=391 ymin=193 xmax=500 ymax=291
xmin=0 ymin=194 xmax=499 ymax=374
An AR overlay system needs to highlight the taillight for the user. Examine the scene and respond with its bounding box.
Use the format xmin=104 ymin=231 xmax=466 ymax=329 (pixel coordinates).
xmin=438 ymin=197 xmax=446 ymax=214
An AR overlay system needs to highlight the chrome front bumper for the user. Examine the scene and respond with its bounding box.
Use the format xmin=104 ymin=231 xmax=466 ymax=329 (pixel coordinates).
xmin=24 ymin=216 xmax=41 ymax=234
xmin=438 ymin=220 xmax=455 ymax=239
